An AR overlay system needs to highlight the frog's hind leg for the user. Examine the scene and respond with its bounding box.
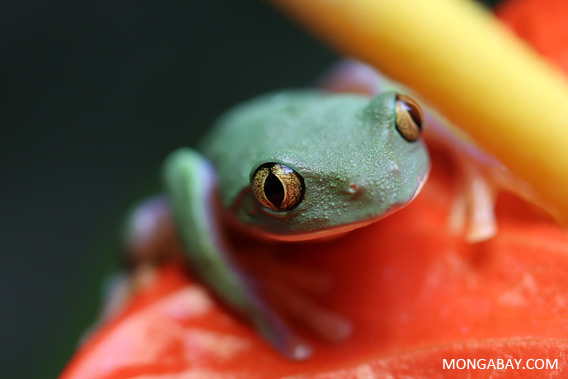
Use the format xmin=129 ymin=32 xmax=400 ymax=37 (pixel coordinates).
xmin=112 ymin=196 xmax=184 ymax=314
xmin=317 ymin=59 xmax=384 ymax=96
xmin=84 ymin=196 xmax=183 ymax=343
xmin=123 ymin=195 xmax=184 ymax=268
xmin=163 ymin=148 xmax=312 ymax=361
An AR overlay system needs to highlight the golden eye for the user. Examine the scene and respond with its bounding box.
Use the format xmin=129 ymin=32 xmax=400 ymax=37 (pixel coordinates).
xmin=251 ymin=163 xmax=305 ymax=212
xmin=395 ymin=94 xmax=424 ymax=142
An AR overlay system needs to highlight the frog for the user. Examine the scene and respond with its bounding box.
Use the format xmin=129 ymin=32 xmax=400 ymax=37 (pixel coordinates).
xmin=115 ymin=89 xmax=430 ymax=361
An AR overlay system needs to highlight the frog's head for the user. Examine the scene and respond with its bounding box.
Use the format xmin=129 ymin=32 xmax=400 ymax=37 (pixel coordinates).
xmin=230 ymin=91 xmax=430 ymax=241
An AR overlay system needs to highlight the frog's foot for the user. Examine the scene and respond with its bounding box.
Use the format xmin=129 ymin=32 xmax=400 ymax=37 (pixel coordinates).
xmin=448 ymin=154 xmax=498 ymax=243
xmin=445 ymin=145 xmax=553 ymax=243
xmin=238 ymin=282 xmax=314 ymax=360
xmin=243 ymin=256 xmax=352 ymax=343
xmin=266 ymin=283 xmax=352 ymax=342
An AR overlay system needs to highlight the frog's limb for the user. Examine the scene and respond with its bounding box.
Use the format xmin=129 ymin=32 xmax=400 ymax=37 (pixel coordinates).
xmin=163 ymin=148 xmax=312 ymax=360
xmin=266 ymin=284 xmax=353 ymax=342
xmin=447 ymin=146 xmax=562 ymax=242
xmin=316 ymin=59 xmax=385 ymax=97
xmin=243 ymin=254 xmax=352 ymax=342
xmin=92 ymin=196 xmax=182 ymax=328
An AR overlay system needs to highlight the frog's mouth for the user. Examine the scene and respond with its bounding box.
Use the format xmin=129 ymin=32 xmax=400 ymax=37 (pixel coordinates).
xmin=410 ymin=167 xmax=430 ymax=202
xmin=263 ymin=218 xmax=378 ymax=242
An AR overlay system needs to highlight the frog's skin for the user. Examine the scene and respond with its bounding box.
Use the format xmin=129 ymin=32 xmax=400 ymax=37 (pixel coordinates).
xmin=123 ymin=90 xmax=429 ymax=360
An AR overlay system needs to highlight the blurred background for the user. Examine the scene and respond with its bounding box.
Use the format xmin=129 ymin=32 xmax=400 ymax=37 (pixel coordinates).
xmin=0 ymin=0 xmax=500 ymax=377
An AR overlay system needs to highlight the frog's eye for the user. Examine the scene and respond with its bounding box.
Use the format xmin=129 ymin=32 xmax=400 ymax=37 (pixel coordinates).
xmin=395 ymin=94 xmax=423 ymax=142
xmin=251 ymin=163 xmax=305 ymax=212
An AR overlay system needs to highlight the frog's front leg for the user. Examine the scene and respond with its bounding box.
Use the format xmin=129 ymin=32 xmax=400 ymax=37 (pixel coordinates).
xmin=163 ymin=148 xmax=313 ymax=360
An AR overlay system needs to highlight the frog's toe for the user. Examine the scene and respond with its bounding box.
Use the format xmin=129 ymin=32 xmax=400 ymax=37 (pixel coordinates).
xmin=466 ymin=218 xmax=497 ymax=243
xmin=244 ymin=291 xmax=314 ymax=360
xmin=242 ymin=255 xmax=351 ymax=342
xmin=448 ymin=154 xmax=499 ymax=243
xmin=282 ymin=337 xmax=313 ymax=361
xmin=265 ymin=283 xmax=352 ymax=343
xmin=447 ymin=149 xmax=553 ymax=243
xmin=448 ymin=161 xmax=498 ymax=243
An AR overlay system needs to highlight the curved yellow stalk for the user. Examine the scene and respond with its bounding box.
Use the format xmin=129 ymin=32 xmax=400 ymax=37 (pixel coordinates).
xmin=272 ymin=0 xmax=568 ymax=222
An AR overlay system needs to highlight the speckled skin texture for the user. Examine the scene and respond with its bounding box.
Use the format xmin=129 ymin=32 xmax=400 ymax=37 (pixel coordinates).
xmin=198 ymin=90 xmax=430 ymax=238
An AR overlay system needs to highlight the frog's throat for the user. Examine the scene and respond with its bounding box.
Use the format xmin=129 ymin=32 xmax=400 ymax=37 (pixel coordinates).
xmin=260 ymin=218 xmax=379 ymax=242
xmin=230 ymin=197 xmax=407 ymax=242
xmin=410 ymin=166 xmax=430 ymax=203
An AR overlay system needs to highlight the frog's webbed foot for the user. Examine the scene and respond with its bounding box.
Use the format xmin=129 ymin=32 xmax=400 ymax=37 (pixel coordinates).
xmin=265 ymin=283 xmax=352 ymax=342
xmin=447 ymin=152 xmax=499 ymax=243
xmin=445 ymin=145 xmax=557 ymax=243
xmin=164 ymin=148 xmax=323 ymax=360
xmin=243 ymin=256 xmax=352 ymax=343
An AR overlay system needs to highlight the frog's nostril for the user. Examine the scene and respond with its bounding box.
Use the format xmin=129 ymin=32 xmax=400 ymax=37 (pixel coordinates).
xmin=347 ymin=183 xmax=365 ymax=197
xmin=388 ymin=160 xmax=400 ymax=173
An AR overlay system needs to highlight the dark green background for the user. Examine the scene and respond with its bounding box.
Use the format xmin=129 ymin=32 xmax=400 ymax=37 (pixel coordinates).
xmin=1 ymin=0 xmax=502 ymax=377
